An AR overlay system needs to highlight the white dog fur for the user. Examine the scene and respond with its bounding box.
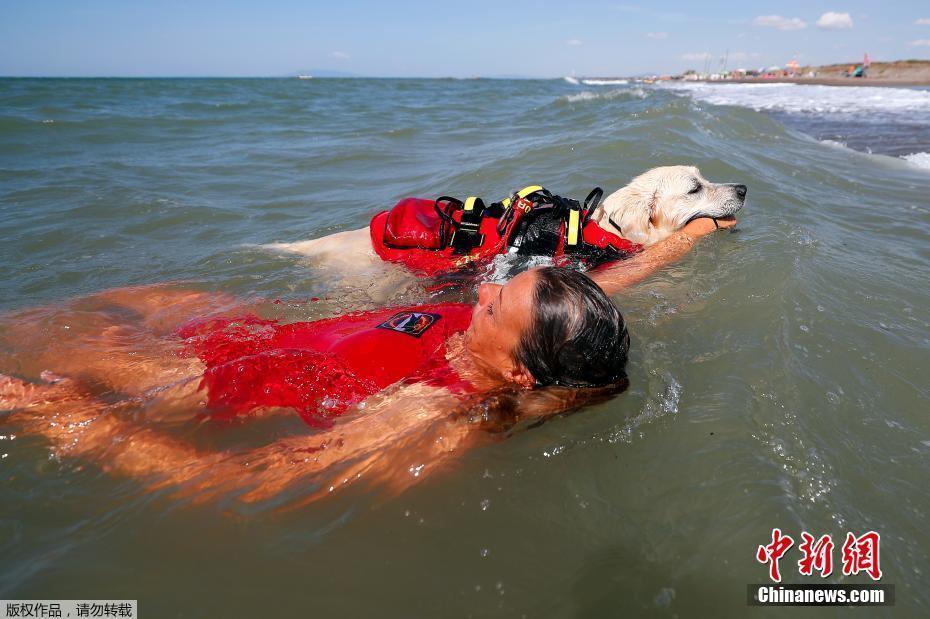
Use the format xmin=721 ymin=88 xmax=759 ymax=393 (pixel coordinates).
xmin=589 ymin=165 xmax=746 ymax=246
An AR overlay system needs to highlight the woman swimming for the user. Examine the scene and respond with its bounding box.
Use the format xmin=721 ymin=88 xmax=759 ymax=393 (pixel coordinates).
xmin=0 ymin=216 xmax=734 ymax=507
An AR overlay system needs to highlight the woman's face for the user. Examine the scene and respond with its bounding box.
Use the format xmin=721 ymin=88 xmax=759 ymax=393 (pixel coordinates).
xmin=464 ymin=268 xmax=539 ymax=387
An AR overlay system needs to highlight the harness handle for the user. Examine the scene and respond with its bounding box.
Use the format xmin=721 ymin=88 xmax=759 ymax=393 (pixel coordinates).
xmin=496 ymin=186 xmax=549 ymax=236
xmin=496 ymin=192 xmax=519 ymax=236
xmin=434 ymin=196 xmax=463 ymax=230
xmin=582 ymin=187 xmax=603 ymax=224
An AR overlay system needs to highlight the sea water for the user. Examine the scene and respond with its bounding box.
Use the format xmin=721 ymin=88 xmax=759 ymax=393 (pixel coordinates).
xmin=1 ymin=78 xmax=929 ymax=617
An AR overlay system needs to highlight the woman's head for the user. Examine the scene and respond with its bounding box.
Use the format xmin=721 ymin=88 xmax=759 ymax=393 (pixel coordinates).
xmin=466 ymin=266 xmax=630 ymax=389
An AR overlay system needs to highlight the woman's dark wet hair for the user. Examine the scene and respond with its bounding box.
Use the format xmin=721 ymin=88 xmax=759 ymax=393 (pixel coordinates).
xmin=515 ymin=266 xmax=630 ymax=389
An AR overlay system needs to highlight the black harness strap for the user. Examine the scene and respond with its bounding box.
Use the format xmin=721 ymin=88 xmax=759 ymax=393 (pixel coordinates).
xmin=428 ymin=185 xmax=615 ymax=262
xmin=449 ymin=197 xmax=486 ymax=254
xmin=583 ymin=187 xmax=603 ymax=223
xmin=433 ymin=196 xmax=463 ymax=250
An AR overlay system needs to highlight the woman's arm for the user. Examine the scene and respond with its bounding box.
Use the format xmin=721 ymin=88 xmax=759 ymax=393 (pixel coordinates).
xmin=4 ymin=375 xmax=476 ymax=508
xmin=589 ymin=216 xmax=737 ymax=295
xmin=216 ymin=383 xmax=477 ymax=507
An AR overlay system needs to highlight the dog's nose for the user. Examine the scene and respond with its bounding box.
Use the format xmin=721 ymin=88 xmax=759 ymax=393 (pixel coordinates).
xmin=734 ymin=184 xmax=747 ymax=199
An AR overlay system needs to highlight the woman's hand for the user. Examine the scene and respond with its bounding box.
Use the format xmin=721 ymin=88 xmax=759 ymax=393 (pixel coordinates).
xmin=682 ymin=215 xmax=737 ymax=238
xmin=590 ymin=215 xmax=739 ymax=294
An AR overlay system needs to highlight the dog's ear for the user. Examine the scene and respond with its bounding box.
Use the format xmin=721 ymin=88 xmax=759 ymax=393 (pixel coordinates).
xmin=648 ymin=190 xmax=659 ymax=228
xmin=593 ymin=185 xmax=654 ymax=243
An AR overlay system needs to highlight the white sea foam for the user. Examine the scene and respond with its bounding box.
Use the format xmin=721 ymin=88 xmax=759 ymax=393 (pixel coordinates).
xmin=562 ymin=88 xmax=646 ymax=103
xmin=564 ymin=91 xmax=603 ymax=102
xmin=581 ymin=79 xmax=629 ymax=86
xmin=656 ymin=82 xmax=930 ymax=117
xmin=902 ymin=152 xmax=930 ymax=170
xmin=484 ymin=253 xmax=554 ymax=283
xmin=818 ymin=141 xmax=930 ymax=172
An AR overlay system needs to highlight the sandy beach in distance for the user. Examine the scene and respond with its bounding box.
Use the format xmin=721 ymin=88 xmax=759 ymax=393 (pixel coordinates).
xmin=716 ymin=77 xmax=930 ymax=87
xmin=673 ymin=60 xmax=930 ymax=87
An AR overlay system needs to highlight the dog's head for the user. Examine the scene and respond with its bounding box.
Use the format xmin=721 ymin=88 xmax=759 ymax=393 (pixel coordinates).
xmin=591 ymin=165 xmax=746 ymax=245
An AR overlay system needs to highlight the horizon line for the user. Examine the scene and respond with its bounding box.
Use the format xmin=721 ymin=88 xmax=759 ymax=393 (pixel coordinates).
xmin=0 ymin=74 xmax=564 ymax=80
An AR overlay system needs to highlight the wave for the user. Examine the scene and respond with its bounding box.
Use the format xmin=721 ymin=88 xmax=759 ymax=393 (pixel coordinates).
xmin=581 ymin=79 xmax=629 ymax=86
xmin=561 ymin=88 xmax=648 ymax=103
xmin=820 ymin=139 xmax=930 ymax=172
xmin=657 ymin=82 xmax=930 ymax=117
xmin=902 ymin=152 xmax=930 ymax=170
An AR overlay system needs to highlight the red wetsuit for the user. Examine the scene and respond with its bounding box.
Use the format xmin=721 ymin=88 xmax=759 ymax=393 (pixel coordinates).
xmin=177 ymin=303 xmax=474 ymax=426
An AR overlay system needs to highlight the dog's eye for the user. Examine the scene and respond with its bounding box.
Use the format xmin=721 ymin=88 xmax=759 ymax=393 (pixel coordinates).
xmin=687 ymin=182 xmax=702 ymax=195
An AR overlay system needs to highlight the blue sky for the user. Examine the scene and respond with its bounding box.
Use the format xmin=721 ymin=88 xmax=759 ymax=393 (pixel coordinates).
xmin=2 ymin=0 xmax=929 ymax=77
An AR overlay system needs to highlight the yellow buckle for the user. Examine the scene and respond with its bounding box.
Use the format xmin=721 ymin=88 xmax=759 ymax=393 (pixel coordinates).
xmin=567 ymin=209 xmax=580 ymax=245
xmin=501 ymin=185 xmax=543 ymax=208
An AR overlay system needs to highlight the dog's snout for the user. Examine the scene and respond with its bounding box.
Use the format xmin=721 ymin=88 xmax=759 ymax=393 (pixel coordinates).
xmin=734 ymin=184 xmax=747 ymax=200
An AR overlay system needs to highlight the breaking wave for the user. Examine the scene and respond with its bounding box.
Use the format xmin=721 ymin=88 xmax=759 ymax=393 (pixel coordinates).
xmin=581 ymin=79 xmax=629 ymax=86
xmin=658 ymin=81 xmax=930 ymax=117
xmin=903 ymin=151 xmax=930 ymax=170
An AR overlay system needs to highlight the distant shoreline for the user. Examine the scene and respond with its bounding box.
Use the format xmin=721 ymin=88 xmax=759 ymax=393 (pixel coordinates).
xmin=691 ymin=77 xmax=930 ymax=88
xmin=642 ymin=59 xmax=930 ymax=89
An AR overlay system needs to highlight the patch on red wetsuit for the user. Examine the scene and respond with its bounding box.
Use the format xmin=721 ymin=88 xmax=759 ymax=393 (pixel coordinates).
xmin=376 ymin=311 xmax=440 ymax=337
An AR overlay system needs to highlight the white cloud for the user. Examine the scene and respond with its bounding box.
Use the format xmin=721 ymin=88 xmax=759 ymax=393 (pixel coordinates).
xmin=753 ymin=15 xmax=807 ymax=31
xmin=646 ymin=32 xmax=668 ymax=39
xmin=566 ymin=39 xmax=583 ymax=46
xmin=682 ymin=52 xmax=712 ymax=61
xmin=330 ymin=51 xmax=350 ymax=59
xmin=915 ymin=18 xmax=930 ymax=26
xmin=910 ymin=39 xmax=930 ymax=46
xmin=816 ymin=12 xmax=853 ymax=29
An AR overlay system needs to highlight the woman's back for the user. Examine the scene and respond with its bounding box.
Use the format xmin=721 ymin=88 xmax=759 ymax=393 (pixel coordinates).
xmin=177 ymin=303 xmax=474 ymax=424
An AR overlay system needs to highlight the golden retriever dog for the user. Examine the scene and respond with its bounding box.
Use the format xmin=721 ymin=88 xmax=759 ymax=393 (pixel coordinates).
xmin=590 ymin=165 xmax=746 ymax=246
xmin=266 ymin=165 xmax=746 ymax=286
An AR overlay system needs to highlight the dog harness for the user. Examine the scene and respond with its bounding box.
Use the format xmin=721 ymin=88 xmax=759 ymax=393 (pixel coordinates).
xmin=369 ymin=186 xmax=643 ymax=277
xmin=177 ymin=303 xmax=475 ymax=426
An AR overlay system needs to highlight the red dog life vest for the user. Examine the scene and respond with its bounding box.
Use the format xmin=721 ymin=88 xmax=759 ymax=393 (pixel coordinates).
xmin=369 ymin=186 xmax=642 ymax=277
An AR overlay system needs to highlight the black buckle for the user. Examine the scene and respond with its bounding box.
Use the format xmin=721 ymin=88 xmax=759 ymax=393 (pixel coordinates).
xmin=450 ymin=210 xmax=485 ymax=254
